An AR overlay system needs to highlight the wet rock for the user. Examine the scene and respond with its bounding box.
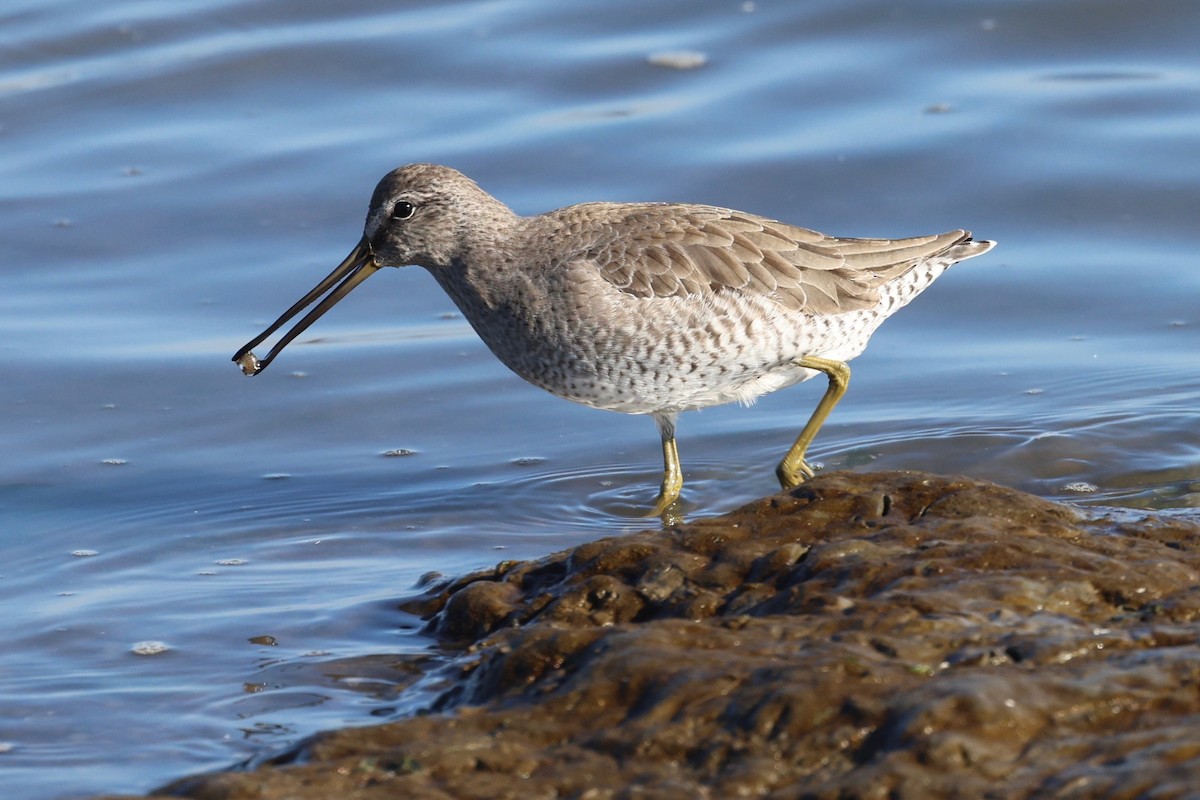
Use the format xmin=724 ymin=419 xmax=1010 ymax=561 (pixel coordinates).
xmin=115 ymin=471 xmax=1200 ymax=799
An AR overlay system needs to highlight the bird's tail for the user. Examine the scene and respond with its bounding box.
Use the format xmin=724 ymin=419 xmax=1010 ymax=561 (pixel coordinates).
xmin=946 ymin=235 xmax=996 ymax=263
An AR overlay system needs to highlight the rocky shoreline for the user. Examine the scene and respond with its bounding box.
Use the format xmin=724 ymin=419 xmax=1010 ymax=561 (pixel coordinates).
xmin=110 ymin=471 xmax=1200 ymax=799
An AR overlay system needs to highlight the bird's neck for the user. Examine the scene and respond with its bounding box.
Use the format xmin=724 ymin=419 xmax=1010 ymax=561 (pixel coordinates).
xmin=426 ymin=218 xmax=531 ymax=318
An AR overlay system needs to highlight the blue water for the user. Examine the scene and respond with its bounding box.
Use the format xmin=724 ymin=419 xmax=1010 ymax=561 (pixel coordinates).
xmin=2 ymin=1 xmax=1198 ymax=796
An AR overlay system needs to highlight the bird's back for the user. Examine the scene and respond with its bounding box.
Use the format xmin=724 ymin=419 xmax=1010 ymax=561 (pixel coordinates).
xmin=543 ymin=202 xmax=990 ymax=317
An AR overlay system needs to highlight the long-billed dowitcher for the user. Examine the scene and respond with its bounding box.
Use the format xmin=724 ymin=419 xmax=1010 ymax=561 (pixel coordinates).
xmin=233 ymin=164 xmax=994 ymax=515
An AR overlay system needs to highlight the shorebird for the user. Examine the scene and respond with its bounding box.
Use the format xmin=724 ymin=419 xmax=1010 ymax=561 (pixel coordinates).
xmin=234 ymin=164 xmax=994 ymax=515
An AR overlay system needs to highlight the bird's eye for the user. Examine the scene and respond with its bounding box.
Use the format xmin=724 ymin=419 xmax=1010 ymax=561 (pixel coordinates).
xmin=392 ymin=201 xmax=415 ymax=220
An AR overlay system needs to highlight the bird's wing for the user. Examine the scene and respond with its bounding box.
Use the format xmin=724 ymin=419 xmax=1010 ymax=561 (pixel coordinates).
xmin=568 ymin=203 xmax=971 ymax=314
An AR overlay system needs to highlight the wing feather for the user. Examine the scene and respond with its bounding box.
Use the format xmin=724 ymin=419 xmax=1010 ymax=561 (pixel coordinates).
xmin=556 ymin=202 xmax=973 ymax=314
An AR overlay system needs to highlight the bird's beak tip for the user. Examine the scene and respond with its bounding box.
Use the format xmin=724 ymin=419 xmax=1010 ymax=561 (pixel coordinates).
xmin=234 ymin=351 xmax=262 ymax=376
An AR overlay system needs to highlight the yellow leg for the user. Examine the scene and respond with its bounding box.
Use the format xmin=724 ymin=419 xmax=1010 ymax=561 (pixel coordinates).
xmin=776 ymin=356 xmax=851 ymax=488
xmin=646 ymin=412 xmax=683 ymax=516
xmin=647 ymin=437 xmax=683 ymax=516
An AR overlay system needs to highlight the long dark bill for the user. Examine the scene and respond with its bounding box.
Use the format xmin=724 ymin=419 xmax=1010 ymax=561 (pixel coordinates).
xmin=232 ymin=237 xmax=379 ymax=375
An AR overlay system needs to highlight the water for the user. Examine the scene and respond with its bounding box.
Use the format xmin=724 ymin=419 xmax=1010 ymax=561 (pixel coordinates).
xmin=2 ymin=0 xmax=1197 ymax=796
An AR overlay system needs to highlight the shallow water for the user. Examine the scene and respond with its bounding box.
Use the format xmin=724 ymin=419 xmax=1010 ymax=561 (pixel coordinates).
xmin=1 ymin=0 xmax=1197 ymax=797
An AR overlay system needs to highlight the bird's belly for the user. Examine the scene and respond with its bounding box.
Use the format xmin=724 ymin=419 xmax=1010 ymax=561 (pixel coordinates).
xmin=464 ymin=290 xmax=880 ymax=416
xmin=546 ymin=355 xmax=821 ymax=414
xmin=486 ymin=318 xmax=841 ymax=415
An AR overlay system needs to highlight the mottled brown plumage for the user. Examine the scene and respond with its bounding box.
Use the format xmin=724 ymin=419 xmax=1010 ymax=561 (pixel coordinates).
xmin=234 ymin=164 xmax=995 ymax=516
xmin=569 ymin=203 xmax=969 ymax=314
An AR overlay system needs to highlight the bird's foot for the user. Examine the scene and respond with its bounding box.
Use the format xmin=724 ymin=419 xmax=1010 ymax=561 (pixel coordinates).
xmin=776 ymin=457 xmax=816 ymax=489
xmin=643 ymin=487 xmax=683 ymax=520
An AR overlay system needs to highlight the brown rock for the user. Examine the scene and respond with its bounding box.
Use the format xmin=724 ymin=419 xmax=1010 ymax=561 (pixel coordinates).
xmin=110 ymin=471 xmax=1200 ymax=800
